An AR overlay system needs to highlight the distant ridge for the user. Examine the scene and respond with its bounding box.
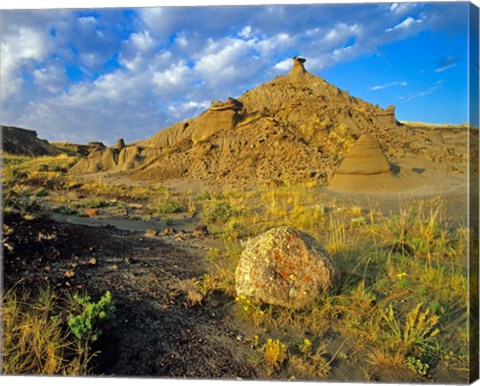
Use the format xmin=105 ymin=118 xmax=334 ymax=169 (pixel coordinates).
xmin=1 ymin=126 xmax=62 ymax=157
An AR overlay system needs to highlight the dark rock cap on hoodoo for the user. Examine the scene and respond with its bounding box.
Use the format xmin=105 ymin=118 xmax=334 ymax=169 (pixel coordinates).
xmin=288 ymin=56 xmax=309 ymax=83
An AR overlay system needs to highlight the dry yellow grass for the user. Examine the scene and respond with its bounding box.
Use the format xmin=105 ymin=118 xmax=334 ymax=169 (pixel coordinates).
xmin=199 ymin=183 xmax=470 ymax=379
xmin=2 ymin=288 xmax=92 ymax=375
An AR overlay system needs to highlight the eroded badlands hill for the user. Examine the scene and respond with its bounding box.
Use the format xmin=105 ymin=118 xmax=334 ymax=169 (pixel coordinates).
xmin=69 ymin=57 xmax=469 ymax=186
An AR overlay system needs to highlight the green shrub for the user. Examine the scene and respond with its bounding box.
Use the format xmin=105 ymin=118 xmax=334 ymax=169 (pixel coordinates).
xmin=54 ymin=204 xmax=78 ymax=215
xmin=68 ymin=291 xmax=115 ymax=342
xmin=158 ymin=199 xmax=185 ymax=214
xmin=83 ymin=197 xmax=109 ymax=209
xmin=203 ymin=201 xmax=238 ymax=224
xmin=197 ymin=191 xmax=225 ymax=201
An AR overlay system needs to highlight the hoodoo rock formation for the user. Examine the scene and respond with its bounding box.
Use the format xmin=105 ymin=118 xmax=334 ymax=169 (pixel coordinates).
xmin=115 ymin=138 xmax=126 ymax=150
xmin=328 ymin=133 xmax=429 ymax=192
xmin=69 ymin=56 xmax=420 ymax=186
xmin=332 ymin=134 xmax=392 ymax=176
xmin=289 ymin=56 xmax=309 ymax=83
xmin=70 ymin=141 xmax=161 ymax=174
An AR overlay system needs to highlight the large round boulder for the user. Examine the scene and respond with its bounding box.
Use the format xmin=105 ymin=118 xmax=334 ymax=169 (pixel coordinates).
xmin=235 ymin=227 xmax=338 ymax=309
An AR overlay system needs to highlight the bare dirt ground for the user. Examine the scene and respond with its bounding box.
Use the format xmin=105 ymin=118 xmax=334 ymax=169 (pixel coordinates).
xmin=3 ymin=212 xmax=256 ymax=378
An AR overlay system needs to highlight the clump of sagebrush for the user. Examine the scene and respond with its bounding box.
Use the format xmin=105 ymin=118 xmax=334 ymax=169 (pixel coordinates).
xmin=202 ymin=200 xmax=240 ymax=224
xmin=67 ymin=291 xmax=115 ymax=342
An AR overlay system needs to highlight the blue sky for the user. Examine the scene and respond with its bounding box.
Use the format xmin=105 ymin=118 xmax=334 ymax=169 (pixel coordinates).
xmin=1 ymin=1 xmax=478 ymax=144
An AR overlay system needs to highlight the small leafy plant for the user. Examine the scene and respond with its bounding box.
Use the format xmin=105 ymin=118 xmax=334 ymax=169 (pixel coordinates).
xmin=68 ymin=291 xmax=116 ymax=342
xmin=158 ymin=199 xmax=185 ymax=214
xmin=203 ymin=201 xmax=238 ymax=224
xmin=54 ymin=204 xmax=78 ymax=215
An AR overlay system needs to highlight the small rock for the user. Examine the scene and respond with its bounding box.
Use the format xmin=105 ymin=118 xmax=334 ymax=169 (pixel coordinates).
xmin=164 ymin=227 xmax=176 ymax=235
xmin=193 ymin=224 xmax=209 ymax=237
xmin=65 ymin=271 xmax=75 ymax=278
xmin=3 ymin=225 xmax=13 ymax=236
xmin=111 ymin=264 xmax=118 ymax=271
xmin=3 ymin=242 xmax=14 ymax=252
xmin=187 ymin=290 xmax=204 ymax=305
xmin=145 ymin=228 xmax=158 ymax=237
xmin=174 ymin=229 xmax=187 ymax=240
xmin=38 ymin=232 xmax=57 ymax=241
xmin=88 ymin=257 xmax=97 ymax=265
xmin=86 ymin=209 xmax=97 ymax=217
xmin=124 ymin=256 xmax=134 ymax=264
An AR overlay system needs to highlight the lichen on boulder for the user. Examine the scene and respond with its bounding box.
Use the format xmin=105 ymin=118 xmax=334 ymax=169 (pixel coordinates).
xmin=235 ymin=227 xmax=338 ymax=309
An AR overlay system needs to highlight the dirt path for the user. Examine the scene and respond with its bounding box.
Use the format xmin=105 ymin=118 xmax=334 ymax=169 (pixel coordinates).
xmin=3 ymin=214 xmax=256 ymax=378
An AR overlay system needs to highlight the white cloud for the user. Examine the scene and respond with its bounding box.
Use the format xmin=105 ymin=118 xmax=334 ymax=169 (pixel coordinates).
xmin=93 ymin=71 xmax=130 ymax=101
xmin=434 ymin=56 xmax=458 ymax=73
xmin=399 ymin=81 xmax=443 ymax=101
xmin=323 ymin=23 xmax=360 ymax=47
xmin=167 ymin=100 xmax=210 ymax=120
xmin=273 ymin=58 xmax=291 ymax=73
xmin=194 ymin=37 xmax=257 ymax=85
xmin=390 ymin=3 xmax=417 ymax=15
xmin=129 ymin=30 xmax=155 ymax=52
xmin=435 ymin=63 xmax=456 ymax=73
xmin=256 ymin=32 xmax=291 ymax=55
xmin=80 ymin=53 xmax=104 ymax=68
xmin=370 ymin=81 xmax=408 ymax=91
xmin=175 ymin=34 xmax=188 ymax=47
xmin=8 ymin=66 xmax=167 ymax=143
xmin=303 ymin=56 xmax=330 ymax=72
xmin=33 ymin=64 xmax=67 ymax=94
xmin=238 ymin=25 xmax=252 ymax=39
xmin=153 ymin=60 xmax=194 ymax=94
xmin=78 ymin=16 xmax=97 ymax=25
xmin=1 ymin=26 xmax=51 ymax=98
xmin=138 ymin=7 xmax=166 ymax=33
xmin=386 ymin=17 xmax=423 ymax=33
xmin=331 ymin=44 xmax=358 ymax=62
xmin=121 ymin=54 xmax=144 ymax=72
